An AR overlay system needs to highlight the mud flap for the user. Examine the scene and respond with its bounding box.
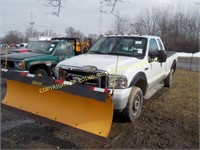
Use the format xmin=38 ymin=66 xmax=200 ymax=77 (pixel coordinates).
xmin=1 ymin=70 xmax=113 ymax=141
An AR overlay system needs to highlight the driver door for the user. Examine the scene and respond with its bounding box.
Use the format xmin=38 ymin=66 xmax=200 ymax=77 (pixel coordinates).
xmin=146 ymin=38 xmax=166 ymax=89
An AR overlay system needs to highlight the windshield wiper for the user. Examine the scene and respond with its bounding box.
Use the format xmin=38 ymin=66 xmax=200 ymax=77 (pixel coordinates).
xmin=27 ymin=49 xmax=33 ymax=52
xmin=34 ymin=49 xmax=44 ymax=53
xmin=88 ymin=51 xmax=107 ymax=54
xmin=108 ymin=52 xmax=131 ymax=56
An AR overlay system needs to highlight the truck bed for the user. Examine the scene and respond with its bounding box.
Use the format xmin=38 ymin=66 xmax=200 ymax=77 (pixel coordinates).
xmin=166 ymin=51 xmax=177 ymax=58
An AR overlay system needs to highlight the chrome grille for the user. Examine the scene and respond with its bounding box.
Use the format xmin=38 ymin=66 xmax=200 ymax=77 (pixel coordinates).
xmin=1 ymin=60 xmax=15 ymax=68
xmin=60 ymin=68 xmax=108 ymax=88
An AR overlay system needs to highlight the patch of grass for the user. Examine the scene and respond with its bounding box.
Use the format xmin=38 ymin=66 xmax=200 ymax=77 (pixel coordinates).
xmin=148 ymin=69 xmax=199 ymax=146
xmin=149 ymin=69 xmax=199 ymax=117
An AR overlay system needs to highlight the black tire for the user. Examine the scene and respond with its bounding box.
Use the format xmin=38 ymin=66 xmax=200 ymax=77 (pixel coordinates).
xmin=164 ymin=69 xmax=174 ymax=88
xmin=0 ymin=78 xmax=7 ymax=102
xmin=34 ymin=68 xmax=49 ymax=77
xmin=121 ymin=87 xmax=143 ymax=122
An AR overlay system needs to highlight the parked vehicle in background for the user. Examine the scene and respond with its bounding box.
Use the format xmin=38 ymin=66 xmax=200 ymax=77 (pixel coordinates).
xmin=1 ymin=38 xmax=82 ymax=77
xmin=9 ymin=44 xmax=17 ymax=47
xmin=51 ymin=37 xmax=92 ymax=54
xmin=0 ymin=44 xmax=7 ymax=47
xmin=29 ymin=36 xmax=53 ymax=42
xmin=16 ymin=43 xmax=28 ymax=48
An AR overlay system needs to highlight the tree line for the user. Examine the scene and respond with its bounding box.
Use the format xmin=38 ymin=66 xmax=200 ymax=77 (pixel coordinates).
xmin=0 ymin=27 xmax=96 ymax=45
xmin=0 ymin=28 xmax=57 ymax=44
xmin=112 ymin=6 xmax=200 ymax=53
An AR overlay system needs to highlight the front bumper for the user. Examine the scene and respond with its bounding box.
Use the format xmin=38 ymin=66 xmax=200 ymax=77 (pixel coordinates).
xmin=1 ymin=68 xmax=28 ymax=73
xmin=110 ymin=87 xmax=132 ymax=110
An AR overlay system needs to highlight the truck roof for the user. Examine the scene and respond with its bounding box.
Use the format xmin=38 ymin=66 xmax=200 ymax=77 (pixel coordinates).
xmin=105 ymin=34 xmax=160 ymax=39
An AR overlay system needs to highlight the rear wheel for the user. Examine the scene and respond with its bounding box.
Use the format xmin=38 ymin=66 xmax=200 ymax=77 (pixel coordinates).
xmin=164 ymin=69 xmax=174 ymax=88
xmin=121 ymin=87 xmax=143 ymax=122
xmin=34 ymin=69 xmax=49 ymax=77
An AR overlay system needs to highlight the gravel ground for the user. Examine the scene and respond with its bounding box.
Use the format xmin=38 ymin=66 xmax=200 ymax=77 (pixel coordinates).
xmin=1 ymin=69 xmax=199 ymax=149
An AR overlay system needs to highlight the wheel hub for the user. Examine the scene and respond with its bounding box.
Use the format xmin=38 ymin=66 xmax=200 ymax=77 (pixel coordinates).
xmin=132 ymin=95 xmax=140 ymax=116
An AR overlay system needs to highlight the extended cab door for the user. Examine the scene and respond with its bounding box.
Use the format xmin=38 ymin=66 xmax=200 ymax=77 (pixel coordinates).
xmin=146 ymin=38 xmax=166 ymax=89
xmin=53 ymin=41 xmax=75 ymax=61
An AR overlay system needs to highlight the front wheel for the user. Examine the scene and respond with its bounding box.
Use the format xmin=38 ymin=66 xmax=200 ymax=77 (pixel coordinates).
xmin=121 ymin=87 xmax=143 ymax=122
xmin=34 ymin=69 xmax=49 ymax=77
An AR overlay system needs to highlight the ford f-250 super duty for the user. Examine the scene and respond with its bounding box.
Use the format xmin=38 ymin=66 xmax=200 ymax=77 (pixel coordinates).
xmin=55 ymin=35 xmax=177 ymax=121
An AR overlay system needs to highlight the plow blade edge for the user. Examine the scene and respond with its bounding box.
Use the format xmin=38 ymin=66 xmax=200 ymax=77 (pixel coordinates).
xmin=1 ymin=70 xmax=113 ymax=141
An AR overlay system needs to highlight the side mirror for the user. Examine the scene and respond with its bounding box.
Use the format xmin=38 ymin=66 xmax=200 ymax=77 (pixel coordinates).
xmin=158 ymin=50 xmax=167 ymax=62
xmin=149 ymin=50 xmax=158 ymax=58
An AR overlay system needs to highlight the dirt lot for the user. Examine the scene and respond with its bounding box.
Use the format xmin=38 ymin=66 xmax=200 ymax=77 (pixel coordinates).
xmin=1 ymin=69 xmax=199 ymax=149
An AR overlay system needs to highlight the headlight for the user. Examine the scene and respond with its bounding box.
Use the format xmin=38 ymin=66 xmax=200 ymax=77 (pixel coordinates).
xmin=15 ymin=61 xmax=24 ymax=69
xmin=108 ymin=74 xmax=128 ymax=89
xmin=59 ymin=67 xmax=67 ymax=80
xmin=54 ymin=65 xmax=60 ymax=79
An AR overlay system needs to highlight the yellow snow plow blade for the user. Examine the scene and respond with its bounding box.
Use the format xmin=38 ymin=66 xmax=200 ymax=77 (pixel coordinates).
xmin=1 ymin=70 xmax=113 ymax=141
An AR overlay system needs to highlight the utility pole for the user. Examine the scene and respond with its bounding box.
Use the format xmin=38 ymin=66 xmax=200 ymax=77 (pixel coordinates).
xmin=99 ymin=1 xmax=103 ymax=35
xmin=30 ymin=12 xmax=35 ymax=37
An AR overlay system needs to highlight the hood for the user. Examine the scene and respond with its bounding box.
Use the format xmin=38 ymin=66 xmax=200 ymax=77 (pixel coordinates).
xmin=57 ymin=54 xmax=140 ymax=74
xmin=10 ymin=48 xmax=29 ymax=53
xmin=1 ymin=52 xmax=46 ymax=61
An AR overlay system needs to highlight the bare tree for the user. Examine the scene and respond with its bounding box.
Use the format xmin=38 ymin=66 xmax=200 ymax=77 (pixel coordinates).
xmin=40 ymin=29 xmax=57 ymax=37
xmin=112 ymin=12 xmax=130 ymax=33
xmin=131 ymin=17 xmax=144 ymax=34
xmin=135 ymin=7 xmax=160 ymax=35
xmin=41 ymin=0 xmax=124 ymax=17
xmin=88 ymin=34 xmax=98 ymax=44
xmin=102 ymin=0 xmax=124 ymax=13
xmin=105 ymin=30 xmax=114 ymax=35
xmin=25 ymin=28 xmax=40 ymax=38
xmin=65 ymin=26 xmax=84 ymax=39
xmin=41 ymin=0 xmax=63 ymax=17
xmin=25 ymin=28 xmax=57 ymax=39
xmin=132 ymin=5 xmax=200 ymax=53
xmin=1 ymin=30 xmax=24 ymax=44
xmin=156 ymin=6 xmax=173 ymax=46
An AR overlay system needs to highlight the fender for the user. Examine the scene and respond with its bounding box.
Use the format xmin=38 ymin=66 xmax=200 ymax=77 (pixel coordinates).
xmin=129 ymin=72 xmax=148 ymax=95
xmin=165 ymin=60 xmax=177 ymax=79
xmin=27 ymin=61 xmax=57 ymax=70
xmin=171 ymin=60 xmax=177 ymax=71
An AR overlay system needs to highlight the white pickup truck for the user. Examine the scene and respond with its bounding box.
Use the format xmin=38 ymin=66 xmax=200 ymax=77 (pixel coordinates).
xmin=55 ymin=35 xmax=177 ymax=121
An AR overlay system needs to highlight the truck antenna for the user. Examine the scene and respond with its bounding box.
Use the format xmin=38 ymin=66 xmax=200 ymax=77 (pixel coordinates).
xmin=111 ymin=51 xmax=119 ymax=96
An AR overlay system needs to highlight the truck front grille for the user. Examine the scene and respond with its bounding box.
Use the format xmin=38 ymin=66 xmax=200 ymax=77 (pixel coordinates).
xmin=60 ymin=68 xmax=108 ymax=88
xmin=1 ymin=60 xmax=15 ymax=68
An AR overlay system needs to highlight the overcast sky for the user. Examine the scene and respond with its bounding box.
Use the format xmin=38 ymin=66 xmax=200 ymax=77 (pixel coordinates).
xmin=0 ymin=0 xmax=198 ymax=37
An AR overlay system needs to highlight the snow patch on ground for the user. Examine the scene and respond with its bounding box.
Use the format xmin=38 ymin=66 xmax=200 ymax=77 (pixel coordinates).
xmin=194 ymin=52 xmax=200 ymax=57
xmin=177 ymin=52 xmax=200 ymax=57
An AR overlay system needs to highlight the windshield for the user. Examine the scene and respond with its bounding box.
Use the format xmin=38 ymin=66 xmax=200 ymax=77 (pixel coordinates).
xmin=27 ymin=41 xmax=57 ymax=54
xmin=89 ymin=37 xmax=147 ymax=58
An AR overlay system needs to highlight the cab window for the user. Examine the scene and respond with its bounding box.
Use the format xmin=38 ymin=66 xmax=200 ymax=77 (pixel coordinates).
xmin=54 ymin=42 xmax=74 ymax=56
xmin=157 ymin=38 xmax=164 ymax=50
xmin=149 ymin=38 xmax=159 ymax=56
